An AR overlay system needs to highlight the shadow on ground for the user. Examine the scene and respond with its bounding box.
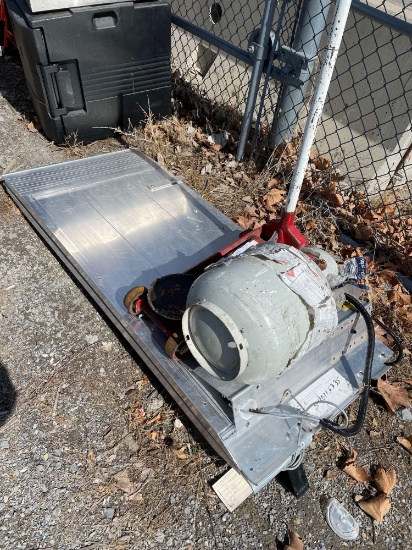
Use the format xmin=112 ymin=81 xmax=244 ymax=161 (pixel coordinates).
xmin=0 ymin=360 xmax=17 ymax=427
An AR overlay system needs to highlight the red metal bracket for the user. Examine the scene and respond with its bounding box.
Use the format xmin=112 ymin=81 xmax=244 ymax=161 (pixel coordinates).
xmin=263 ymin=212 xmax=308 ymax=248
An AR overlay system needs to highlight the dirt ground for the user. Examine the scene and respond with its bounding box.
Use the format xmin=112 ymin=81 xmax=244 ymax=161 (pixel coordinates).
xmin=0 ymin=52 xmax=411 ymax=550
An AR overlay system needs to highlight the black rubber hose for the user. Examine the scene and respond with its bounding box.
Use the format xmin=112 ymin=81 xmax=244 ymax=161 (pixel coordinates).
xmin=319 ymin=293 xmax=375 ymax=437
xmin=372 ymin=316 xmax=403 ymax=365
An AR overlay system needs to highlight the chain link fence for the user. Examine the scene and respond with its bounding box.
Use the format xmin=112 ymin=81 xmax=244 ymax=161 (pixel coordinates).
xmin=170 ymin=0 xmax=412 ymax=274
xmin=171 ymin=0 xmax=283 ymax=131
xmin=316 ymin=2 xmax=412 ymax=272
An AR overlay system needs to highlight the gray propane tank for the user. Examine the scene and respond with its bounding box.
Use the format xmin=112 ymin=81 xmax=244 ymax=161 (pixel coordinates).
xmin=182 ymin=242 xmax=339 ymax=385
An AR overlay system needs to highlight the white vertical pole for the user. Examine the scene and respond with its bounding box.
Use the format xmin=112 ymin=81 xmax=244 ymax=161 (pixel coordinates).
xmin=285 ymin=0 xmax=352 ymax=213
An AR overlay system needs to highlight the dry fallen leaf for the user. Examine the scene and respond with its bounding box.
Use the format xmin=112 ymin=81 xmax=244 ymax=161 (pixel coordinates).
xmin=358 ymin=494 xmax=391 ymax=523
xmin=147 ymin=413 xmax=162 ymax=426
xmin=374 ymin=319 xmax=390 ymax=345
xmin=305 ymin=220 xmax=317 ymax=231
xmin=264 ymin=188 xmax=286 ymax=211
xmin=342 ymin=448 xmax=357 ymax=464
xmin=373 ymin=467 xmax=396 ymax=495
xmin=377 ymin=378 xmax=411 ymax=413
xmin=377 ymin=269 xmax=399 ymax=287
xmin=242 ymin=195 xmax=253 ymax=203
xmin=309 ymin=149 xmax=318 ymax=161
xmin=310 ymin=153 xmax=330 ymax=171
xmin=236 ymin=215 xmax=253 ymax=230
xmin=330 ymin=193 xmax=344 ymax=207
xmin=171 ymin=445 xmax=190 ymax=460
xmin=115 ymin=469 xmax=140 ymax=496
xmin=342 ymin=463 xmax=371 ymax=483
xmin=320 ymin=181 xmax=338 ymax=197
xmin=285 ymin=525 xmax=303 ymax=550
xmin=341 ymin=449 xmax=371 ymax=482
xmin=27 ymin=121 xmax=38 ymax=133
xmin=389 ymin=289 xmax=411 ymax=306
xmin=396 ymin=435 xmax=412 ymax=454
xmin=398 ymin=311 xmax=412 ymax=330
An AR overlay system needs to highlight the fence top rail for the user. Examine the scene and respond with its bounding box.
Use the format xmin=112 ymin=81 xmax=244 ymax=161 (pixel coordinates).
xmin=349 ymin=1 xmax=411 ymax=37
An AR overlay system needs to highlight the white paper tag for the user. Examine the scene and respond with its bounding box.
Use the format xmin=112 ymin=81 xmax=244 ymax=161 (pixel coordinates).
xmin=213 ymin=468 xmax=253 ymax=512
xmin=280 ymin=262 xmax=329 ymax=306
xmin=290 ymin=368 xmax=355 ymax=418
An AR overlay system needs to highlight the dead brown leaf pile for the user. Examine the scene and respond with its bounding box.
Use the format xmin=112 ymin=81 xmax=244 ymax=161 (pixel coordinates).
xmin=230 ymin=139 xmax=412 ymax=277
xmin=340 ymin=450 xmax=396 ymax=524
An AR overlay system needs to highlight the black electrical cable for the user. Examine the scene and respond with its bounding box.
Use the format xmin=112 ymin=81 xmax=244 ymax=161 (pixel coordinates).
xmin=372 ymin=316 xmax=403 ymax=365
xmin=319 ymin=293 xmax=375 ymax=437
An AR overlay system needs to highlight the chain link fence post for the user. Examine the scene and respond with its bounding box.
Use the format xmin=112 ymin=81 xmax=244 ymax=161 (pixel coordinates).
xmin=270 ymin=0 xmax=332 ymax=148
xmin=236 ymin=0 xmax=280 ymax=160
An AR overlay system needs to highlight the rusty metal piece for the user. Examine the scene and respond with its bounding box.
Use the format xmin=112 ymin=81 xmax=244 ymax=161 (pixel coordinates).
xmin=123 ymin=285 xmax=147 ymax=315
xmin=165 ymin=332 xmax=189 ymax=360
xmin=147 ymin=274 xmax=196 ymax=320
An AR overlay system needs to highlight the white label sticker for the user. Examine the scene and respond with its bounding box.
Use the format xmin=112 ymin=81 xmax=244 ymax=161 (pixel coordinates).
xmin=213 ymin=468 xmax=253 ymax=512
xmin=289 ymin=369 xmax=355 ymax=418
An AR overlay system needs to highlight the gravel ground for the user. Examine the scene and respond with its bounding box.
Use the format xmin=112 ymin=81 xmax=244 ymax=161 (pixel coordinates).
xmin=1 ymin=53 xmax=411 ymax=550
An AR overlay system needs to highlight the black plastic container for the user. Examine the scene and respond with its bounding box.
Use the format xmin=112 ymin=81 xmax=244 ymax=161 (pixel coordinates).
xmin=7 ymin=0 xmax=171 ymax=144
